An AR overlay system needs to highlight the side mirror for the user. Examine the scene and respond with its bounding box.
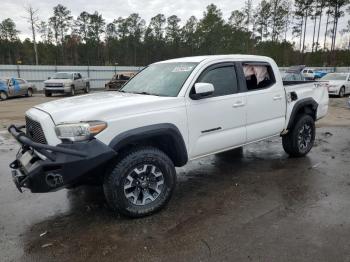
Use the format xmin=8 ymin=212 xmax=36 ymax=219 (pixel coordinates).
xmin=48 ymin=77 xmax=51 ymax=80
xmin=190 ymin=83 xmax=214 ymax=100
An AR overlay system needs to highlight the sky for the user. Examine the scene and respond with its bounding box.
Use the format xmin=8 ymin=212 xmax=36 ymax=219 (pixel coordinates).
xmin=1 ymin=0 xmax=350 ymax=49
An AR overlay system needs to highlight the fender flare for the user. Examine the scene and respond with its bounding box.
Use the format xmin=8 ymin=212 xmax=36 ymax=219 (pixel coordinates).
xmin=109 ymin=123 xmax=188 ymax=167
xmin=287 ymin=98 xmax=318 ymax=129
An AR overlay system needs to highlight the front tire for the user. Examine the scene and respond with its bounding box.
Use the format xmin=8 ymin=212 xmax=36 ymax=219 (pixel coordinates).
xmin=339 ymin=86 xmax=345 ymax=98
xmin=84 ymin=83 xmax=90 ymax=93
xmin=282 ymin=114 xmax=315 ymax=157
xmin=44 ymin=91 xmax=52 ymax=97
xmin=103 ymin=147 xmax=176 ymax=218
xmin=69 ymin=86 xmax=75 ymax=96
xmin=0 ymin=91 xmax=8 ymax=100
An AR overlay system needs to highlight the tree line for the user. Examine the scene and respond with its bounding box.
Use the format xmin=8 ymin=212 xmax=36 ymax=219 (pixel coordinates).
xmin=0 ymin=1 xmax=349 ymax=67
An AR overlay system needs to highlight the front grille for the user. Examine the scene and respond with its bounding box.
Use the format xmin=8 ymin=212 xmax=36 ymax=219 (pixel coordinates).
xmin=45 ymin=83 xmax=63 ymax=87
xmin=25 ymin=116 xmax=47 ymax=144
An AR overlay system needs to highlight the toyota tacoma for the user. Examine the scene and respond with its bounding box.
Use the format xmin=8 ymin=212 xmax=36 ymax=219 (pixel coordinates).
xmin=8 ymin=55 xmax=329 ymax=217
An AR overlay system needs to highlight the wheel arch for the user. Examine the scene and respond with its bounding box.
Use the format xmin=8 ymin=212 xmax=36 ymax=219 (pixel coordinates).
xmin=109 ymin=123 xmax=188 ymax=167
xmin=287 ymin=98 xmax=318 ymax=130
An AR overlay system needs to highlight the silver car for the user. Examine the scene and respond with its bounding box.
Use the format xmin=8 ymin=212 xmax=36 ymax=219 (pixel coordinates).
xmin=0 ymin=77 xmax=36 ymax=100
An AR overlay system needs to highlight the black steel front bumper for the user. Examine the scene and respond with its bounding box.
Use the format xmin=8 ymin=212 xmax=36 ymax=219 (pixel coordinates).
xmin=8 ymin=125 xmax=116 ymax=193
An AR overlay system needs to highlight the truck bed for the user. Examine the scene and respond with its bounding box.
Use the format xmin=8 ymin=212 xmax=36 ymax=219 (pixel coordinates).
xmin=283 ymin=80 xmax=329 ymax=124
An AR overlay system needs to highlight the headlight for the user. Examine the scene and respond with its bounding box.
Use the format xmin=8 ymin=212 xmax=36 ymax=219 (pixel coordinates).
xmin=327 ymin=85 xmax=337 ymax=90
xmin=55 ymin=121 xmax=107 ymax=141
xmin=64 ymin=83 xmax=71 ymax=87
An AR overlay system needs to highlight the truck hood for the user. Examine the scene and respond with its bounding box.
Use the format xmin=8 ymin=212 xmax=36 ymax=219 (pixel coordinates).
xmin=34 ymin=92 xmax=183 ymax=124
xmin=44 ymin=79 xmax=72 ymax=84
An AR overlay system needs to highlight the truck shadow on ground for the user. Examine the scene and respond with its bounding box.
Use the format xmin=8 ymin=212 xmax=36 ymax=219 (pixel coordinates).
xmin=19 ymin=137 xmax=320 ymax=261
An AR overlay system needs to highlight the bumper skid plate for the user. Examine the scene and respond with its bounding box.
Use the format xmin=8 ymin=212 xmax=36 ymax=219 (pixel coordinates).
xmin=8 ymin=124 xmax=116 ymax=193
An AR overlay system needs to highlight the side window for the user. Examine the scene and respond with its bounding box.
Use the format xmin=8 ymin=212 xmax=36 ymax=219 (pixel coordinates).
xmin=303 ymin=70 xmax=307 ymax=73
xmin=77 ymin=73 xmax=82 ymax=79
xmin=197 ymin=65 xmax=238 ymax=97
xmin=309 ymin=70 xmax=314 ymax=73
xmin=242 ymin=63 xmax=276 ymax=91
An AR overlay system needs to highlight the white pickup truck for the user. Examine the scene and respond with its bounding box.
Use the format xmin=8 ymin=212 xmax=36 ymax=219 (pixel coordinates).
xmin=9 ymin=55 xmax=328 ymax=217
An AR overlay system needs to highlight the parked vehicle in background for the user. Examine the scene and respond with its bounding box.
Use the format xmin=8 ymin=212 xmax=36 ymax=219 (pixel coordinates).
xmin=105 ymin=72 xmax=136 ymax=90
xmin=282 ymin=65 xmax=306 ymax=81
xmin=43 ymin=72 xmax=90 ymax=97
xmin=8 ymin=55 xmax=328 ymax=217
xmin=0 ymin=77 xmax=36 ymax=101
xmin=302 ymin=68 xmax=327 ymax=80
xmin=314 ymin=70 xmax=328 ymax=79
xmin=318 ymin=73 xmax=350 ymax=97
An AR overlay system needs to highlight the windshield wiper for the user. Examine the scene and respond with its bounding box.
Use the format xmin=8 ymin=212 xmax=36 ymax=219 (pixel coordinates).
xmin=118 ymin=90 xmax=160 ymax=96
xmin=133 ymin=91 xmax=152 ymax=95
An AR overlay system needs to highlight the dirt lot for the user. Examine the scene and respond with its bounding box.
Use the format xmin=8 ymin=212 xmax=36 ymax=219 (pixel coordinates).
xmin=0 ymin=94 xmax=350 ymax=262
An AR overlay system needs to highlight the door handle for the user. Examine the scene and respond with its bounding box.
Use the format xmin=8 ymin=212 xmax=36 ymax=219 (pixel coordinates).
xmin=233 ymin=101 xmax=245 ymax=108
xmin=273 ymin=95 xmax=282 ymax=100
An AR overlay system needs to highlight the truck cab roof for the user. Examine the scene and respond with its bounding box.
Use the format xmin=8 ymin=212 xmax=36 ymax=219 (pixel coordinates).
xmin=157 ymin=54 xmax=274 ymax=64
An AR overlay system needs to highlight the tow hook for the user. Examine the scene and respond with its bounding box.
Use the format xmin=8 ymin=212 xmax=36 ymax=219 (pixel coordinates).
xmin=11 ymin=170 xmax=24 ymax=193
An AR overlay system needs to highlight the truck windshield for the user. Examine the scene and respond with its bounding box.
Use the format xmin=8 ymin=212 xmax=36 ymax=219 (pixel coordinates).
xmin=321 ymin=73 xmax=347 ymax=81
xmin=52 ymin=73 xmax=72 ymax=79
xmin=120 ymin=62 xmax=198 ymax=97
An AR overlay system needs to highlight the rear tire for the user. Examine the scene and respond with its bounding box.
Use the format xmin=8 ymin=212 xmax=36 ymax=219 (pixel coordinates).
xmin=0 ymin=91 xmax=8 ymax=100
xmin=282 ymin=114 xmax=315 ymax=157
xmin=103 ymin=146 xmax=176 ymax=218
xmin=339 ymin=86 xmax=345 ymax=98
xmin=26 ymin=88 xmax=33 ymax=97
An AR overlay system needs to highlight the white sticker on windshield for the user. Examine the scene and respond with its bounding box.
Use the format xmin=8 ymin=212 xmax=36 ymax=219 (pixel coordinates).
xmin=172 ymin=66 xmax=193 ymax=72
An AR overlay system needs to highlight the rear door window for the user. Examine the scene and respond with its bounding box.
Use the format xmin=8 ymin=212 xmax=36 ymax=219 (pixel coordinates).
xmin=242 ymin=63 xmax=276 ymax=91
